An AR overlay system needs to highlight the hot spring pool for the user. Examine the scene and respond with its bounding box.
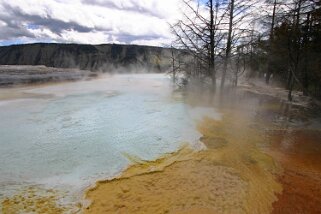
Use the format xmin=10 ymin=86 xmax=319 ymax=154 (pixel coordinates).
xmin=0 ymin=74 xmax=220 ymax=209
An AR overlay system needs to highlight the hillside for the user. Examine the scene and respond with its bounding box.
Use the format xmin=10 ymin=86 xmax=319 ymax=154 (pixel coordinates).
xmin=0 ymin=43 xmax=172 ymax=72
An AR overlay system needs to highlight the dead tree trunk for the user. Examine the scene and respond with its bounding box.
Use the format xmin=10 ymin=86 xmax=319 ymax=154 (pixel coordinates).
xmin=170 ymin=46 xmax=176 ymax=83
xmin=266 ymin=0 xmax=277 ymax=84
xmin=209 ymin=0 xmax=216 ymax=89
xmin=302 ymin=12 xmax=311 ymax=95
xmin=220 ymin=0 xmax=235 ymax=89
xmin=288 ymin=0 xmax=302 ymax=101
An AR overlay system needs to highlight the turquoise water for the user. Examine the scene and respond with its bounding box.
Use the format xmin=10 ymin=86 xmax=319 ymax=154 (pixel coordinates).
xmin=0 ymin=74 xmax=219 ymax=205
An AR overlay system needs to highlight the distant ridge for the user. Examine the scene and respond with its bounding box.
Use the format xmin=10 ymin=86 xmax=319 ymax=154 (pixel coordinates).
xmin=0 ymin=43 xmax=172 ymax=72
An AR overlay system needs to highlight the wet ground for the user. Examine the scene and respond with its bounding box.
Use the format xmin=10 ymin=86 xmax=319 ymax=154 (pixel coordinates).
xmin=267 ymin=129 xmax=321 ymax=214
xmin=187 ymin=86 xmax=321 ymax=214
xmin=84 ymin=85 xmax=321 ymax=214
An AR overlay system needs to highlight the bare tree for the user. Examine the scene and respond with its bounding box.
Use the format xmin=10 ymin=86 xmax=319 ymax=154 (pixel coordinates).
xmin=231 ymin=44 xmax=246 ymax=86
xmin=286 ymin=0 xmax=316 ymax=100
xmin=265 ymin=0 xmax=278 ymax=84
xmin=169 ymin=45 xmax=183 ymax=83
xmin=220 ymin=0 xmax=235 ymax=89
xmin=171 ymin=0 xmax=227 ymax=88
xmin=220 ymin=0 xmax=259 ymax=89
xmin=263 ymin=0 xmax=320 ymax=100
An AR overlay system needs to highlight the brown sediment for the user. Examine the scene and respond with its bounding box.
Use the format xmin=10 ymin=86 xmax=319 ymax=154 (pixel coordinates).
xmin=272 ymin=168 xmax=321 ymax=214
xmin=1 ymin=187 xmax=68 ymax=214
xmin=266 ymin=130 xmax=321 ymax=214
xmin=0 ymin=89 xmax=55 ymax=101
xmin=84 ymin=113 xmax=282 ymax=214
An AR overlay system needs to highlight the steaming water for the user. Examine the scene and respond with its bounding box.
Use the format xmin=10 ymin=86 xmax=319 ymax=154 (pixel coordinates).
xmin=0 ymin=74 xmax=219 ymax=205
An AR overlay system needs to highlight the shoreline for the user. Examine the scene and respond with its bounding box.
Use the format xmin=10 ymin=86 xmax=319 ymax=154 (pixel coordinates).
xmin=82 ymin=113 xmax=283 ymax=214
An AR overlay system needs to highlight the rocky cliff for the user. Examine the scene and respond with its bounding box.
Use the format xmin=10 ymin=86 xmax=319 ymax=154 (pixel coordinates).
xmin=0 ymin=43 xmax=172 ymax=72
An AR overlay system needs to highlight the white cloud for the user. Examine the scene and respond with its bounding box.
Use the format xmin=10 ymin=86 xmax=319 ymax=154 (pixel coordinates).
xmin=0 ymin=0 xmax=183 ymax=46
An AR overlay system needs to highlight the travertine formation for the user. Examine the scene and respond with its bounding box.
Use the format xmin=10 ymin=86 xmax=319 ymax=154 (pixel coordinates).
xmin=0 ymin=65 xmax=91 ymax=85
xmin=84 ymin=113 xmax=283 ymax=214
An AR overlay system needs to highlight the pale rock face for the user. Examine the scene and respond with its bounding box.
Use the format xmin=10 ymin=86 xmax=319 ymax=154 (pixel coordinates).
xmin=0 ymin=43 xmax=173 ymax=72
xmin=0 ymin=65 xmax=90 ymax=85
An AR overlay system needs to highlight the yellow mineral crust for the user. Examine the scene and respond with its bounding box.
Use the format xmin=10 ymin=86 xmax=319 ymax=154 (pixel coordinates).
xmin=1 ymin=187 xmax=67 ymax=214
xmin=84 ymin=112 xmax=282 ymax=214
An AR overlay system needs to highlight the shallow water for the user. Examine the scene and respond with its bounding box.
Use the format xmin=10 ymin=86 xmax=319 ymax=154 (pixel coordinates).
xmin=0 ymin=74 xmax=219 ymax=210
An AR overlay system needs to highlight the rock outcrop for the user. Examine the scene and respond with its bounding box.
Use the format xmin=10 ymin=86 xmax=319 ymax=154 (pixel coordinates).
xmin=0 ymin=65 xmax=92 ymax=86
xmin=0 ymin=43 xmax=172 ymax=72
